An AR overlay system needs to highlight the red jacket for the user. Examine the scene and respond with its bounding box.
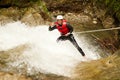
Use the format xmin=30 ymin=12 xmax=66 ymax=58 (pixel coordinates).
xmin=55 ymin=20 xmax=69 ymax=35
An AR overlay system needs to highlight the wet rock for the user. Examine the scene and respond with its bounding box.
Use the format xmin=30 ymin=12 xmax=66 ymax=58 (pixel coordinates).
xmin=0 ymin=44 xmax=29 ymax=70
xmin=30 ymin=73 xmax=73 ymax=80
xmin=0 ymin=7 xmax=21 ymax=20
xmin=0 ymin=15 xmax=13 ymax=25
xmin=0 ymin=72 xmax=32 ymax=80
xmin=74 ymin=55 xmax=120 ymax=80
xmin=21 ymin=8 xmax=44 ymax=26
xmin=0 ymin=7 xmax=47 ymax=26
xmin=0 ymin=7 xmax=21 ymax=25
xmin=0 ymin=0 xmax=50 ymax=26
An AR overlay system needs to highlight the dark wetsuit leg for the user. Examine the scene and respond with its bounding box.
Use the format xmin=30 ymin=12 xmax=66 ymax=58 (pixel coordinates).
xmin=57 ymin=35 xmax=68 ymax=42
xmin=57 ymin=34 xmax=85 ymax=56
xmin=68 ymin=34 xmax=85 ymax=56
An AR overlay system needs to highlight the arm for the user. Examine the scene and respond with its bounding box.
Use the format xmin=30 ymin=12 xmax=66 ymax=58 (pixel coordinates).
xmin=48 ymin=22 xmax=57 ymax=31
xmin=49 ymin=25 xmax=57 ymax=31
xmin=66 ymin=23 xmax=73 ymax=33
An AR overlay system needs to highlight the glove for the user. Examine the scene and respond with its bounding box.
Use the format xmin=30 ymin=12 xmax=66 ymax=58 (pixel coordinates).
xmin=49 ymin=22 xmax=55 ymax=27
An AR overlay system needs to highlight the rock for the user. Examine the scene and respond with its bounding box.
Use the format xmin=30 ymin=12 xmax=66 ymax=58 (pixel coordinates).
xmin=21 ymin=8 xmax=45 ymax=26
xmin=33 ymin=13 xmax=44 ymax=24
xmin=0 ymin=72 xmax=32 ymax=80
xmin=74 ymin=55 xmax=120 ymax=80
xmin=0 ymin=15 xmax=13 ymax=25
xmin=92 ymin=18 xmax=98 ymax=24
xmin=102 ymin=16 xmax=114 ymax=28
xmin=64 ymin=13 xmax=91 ymax=23
xmin=0 ymin=7 xmax=21 ymax=20
xmin=0 ymin=7 xmax=46 ymax=26
xmin=0 ymin=0 xmax=50 ymax=26
xmin=0 ymin=7 xmax=21 ymax=25
xmin=0 ymin=44 xmax=29 ymax=70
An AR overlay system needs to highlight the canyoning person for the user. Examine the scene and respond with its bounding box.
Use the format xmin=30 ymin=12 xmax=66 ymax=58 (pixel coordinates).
xmin=49 ymin=15 xmax=85 ymax=56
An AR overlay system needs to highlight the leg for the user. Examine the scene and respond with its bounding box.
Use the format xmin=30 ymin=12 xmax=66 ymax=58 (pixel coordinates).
xmin=68 ymin=34 xmax=85 ymax=56
xmin=57 ymin=35 xmax=68 ymax=42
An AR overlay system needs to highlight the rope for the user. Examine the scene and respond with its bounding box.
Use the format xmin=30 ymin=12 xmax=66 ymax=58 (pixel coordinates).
xmin=75 ymin=27 xmax=120 ymax=34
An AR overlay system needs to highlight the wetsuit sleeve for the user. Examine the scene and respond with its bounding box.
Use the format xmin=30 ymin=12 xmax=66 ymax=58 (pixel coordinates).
xmin=66 ymin=23 xmax=73 ymax=33
xmin=49 ymin=25 xmax=57 ymax=31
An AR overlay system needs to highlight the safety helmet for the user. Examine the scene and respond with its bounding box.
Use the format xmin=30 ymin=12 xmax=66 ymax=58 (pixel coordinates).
xmin=56 ymin=15 xmax=63 ymax=20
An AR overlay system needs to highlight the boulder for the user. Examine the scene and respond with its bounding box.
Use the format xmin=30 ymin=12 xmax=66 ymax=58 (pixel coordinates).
xmin=0 ymin=72 xmax=32 ymax=80
xmin=21 ymin=8 xmax=44 ymax=26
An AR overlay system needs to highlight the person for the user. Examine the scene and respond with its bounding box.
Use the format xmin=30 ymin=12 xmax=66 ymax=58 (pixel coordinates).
xmin=49 ymin=15 xmax=85 ymax=56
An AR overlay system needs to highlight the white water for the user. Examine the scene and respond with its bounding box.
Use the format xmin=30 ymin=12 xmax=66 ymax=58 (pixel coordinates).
xmin=0 ymin=22 xmax=100 ymax=77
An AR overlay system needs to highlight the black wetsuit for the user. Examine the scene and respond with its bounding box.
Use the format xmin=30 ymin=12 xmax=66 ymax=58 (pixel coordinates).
xmin=49 ymin=23 xmax=85 ymax=56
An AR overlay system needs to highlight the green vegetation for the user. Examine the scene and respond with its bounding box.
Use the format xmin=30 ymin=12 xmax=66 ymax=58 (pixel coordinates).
xmin=37 ymin=0 xmax=51 ymax=20
xmin=94 ymin=0 xmax=120 ymax=22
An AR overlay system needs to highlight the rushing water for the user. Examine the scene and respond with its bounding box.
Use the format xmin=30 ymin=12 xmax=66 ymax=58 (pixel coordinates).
xmin=0 ymin=21 xmax=100 ymax=77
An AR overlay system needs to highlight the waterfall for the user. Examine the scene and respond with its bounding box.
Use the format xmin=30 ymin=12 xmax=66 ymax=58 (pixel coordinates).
xmin=0 ymin=21 xmax=100 ymax=77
